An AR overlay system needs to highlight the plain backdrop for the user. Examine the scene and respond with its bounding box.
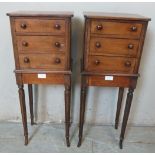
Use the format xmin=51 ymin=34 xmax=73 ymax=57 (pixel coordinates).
xmin=0 ymin=2 xmax=155 ymax=126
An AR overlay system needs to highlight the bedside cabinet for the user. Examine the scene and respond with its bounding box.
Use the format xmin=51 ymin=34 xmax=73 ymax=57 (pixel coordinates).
xmin=7 ymin=11 xmax=73 ymax=146
xmin=78 ymin=12 xmax=150 ymax=149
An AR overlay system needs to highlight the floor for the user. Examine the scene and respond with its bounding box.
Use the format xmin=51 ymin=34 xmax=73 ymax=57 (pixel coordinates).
xmin=0 ymin=122 xmax=155 ymax=152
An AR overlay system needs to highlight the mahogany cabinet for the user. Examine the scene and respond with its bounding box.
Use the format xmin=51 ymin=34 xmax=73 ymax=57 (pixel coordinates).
xmin=78 ymin=12 xmax=150 ymax=149
xmin=7 ymin=11 xmax=73 ymax=146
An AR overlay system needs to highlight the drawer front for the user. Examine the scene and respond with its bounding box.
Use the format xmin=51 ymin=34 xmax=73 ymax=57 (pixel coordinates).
xmin=90 ymin=37 xmax=139 ymax=57
xmin=91 ymin=20 xmax=142 ymax=38
xmin=15 ymin=19 xmax=66 ymax=34
xmin=17 ymin=36 xmax=66 ymax=53
xmin=88 ymin=76 xmax=132 ymax=87
xmin=86 ymin=56 xmax=136 ymax=73
xmin=22 ymin=73 xmax=65 ymax=84
xmin=19 ymin=54 xmax=66 ymax=70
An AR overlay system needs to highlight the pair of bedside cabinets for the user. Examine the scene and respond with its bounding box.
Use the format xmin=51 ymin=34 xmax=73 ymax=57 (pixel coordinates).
xmin=7 ymin=11 xmax=150 ymax=149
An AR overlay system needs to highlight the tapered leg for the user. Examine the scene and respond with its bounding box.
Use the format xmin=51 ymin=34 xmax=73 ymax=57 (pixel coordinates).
xmin=77 ymin=76 xmax=87 ymax=147
xmin=28 ymin=84 xmax=34 ymax=125
xmin=115 ymin=87 xmax=124 ymax=129
xmin=64 ymin=76 xmax=71 ymax=147
xmin=119 ymin=88 xmax=134 ymax=149
xmin=18 ymin=84 xmax=28 ymax=145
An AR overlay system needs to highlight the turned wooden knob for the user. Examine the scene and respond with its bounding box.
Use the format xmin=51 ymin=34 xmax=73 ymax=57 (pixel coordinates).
xmin=20 ymin=23 xmax=27 ymax=29
xmin=55 ymin=24 xmax=61 ymax=29
xmin=96 ymin=24 xmax=103 ymax=30
xmin=96 ymin=42 xmax=101 ymax=48
xmin=95 ymin=60 xmax=100 ymax=65
xmin=130 ymin=26 xmax=137 ymax=32
xmin=124 ymin=61 xmax=131 ymax=67
xmin=55 ymin=42 xmax=60 ymax=47
xmin=24 ymin=57 xmax=30 ymax=63
xmin=22 ymin=41 xmax=28 ymax=47
xmin=128 ymin=44 xmax=134 ymax=49
xmin=55 ymin=58 xmax=61 ymax=64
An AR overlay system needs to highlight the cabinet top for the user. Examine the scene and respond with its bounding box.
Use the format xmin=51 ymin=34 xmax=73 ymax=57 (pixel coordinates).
xmin=84 ymin=12 xmax=151 ymax=21
xmin=7 ymin=11 xmax=74 ymax=17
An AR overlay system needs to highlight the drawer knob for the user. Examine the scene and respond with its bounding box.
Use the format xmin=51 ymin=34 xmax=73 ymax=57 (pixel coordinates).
xmin=22 ymin=41 xmax=28 ymax=47
xmin=96 ymin=42 xmax=101 ymax=48
xmin=124 ymin=61 xmax=131 ymax=67
xmin=128 ymin=44 xmax=134 ymax=49
xmin=24 ymin=57 xmax=30 ymax=63
xmin=96 ymin=24 xmax=103 ymax=30
xmin=55 ymin=24 xmax=61 ymax=30
xmin=55 ymin=58 xmax=61 ymax=64
xmin=95 ymin=60 xmax=100 ymax=65
xmin=130 ymin=26 xmax=137 ymax=32
xmin=20 ymin=23 xmax=27 ymax=29
xmin=55 ymin=42 xmax=60 ymax=47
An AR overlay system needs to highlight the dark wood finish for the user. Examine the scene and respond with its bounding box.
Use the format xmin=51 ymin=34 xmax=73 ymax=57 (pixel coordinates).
xmin=77 ymin=76 xmax=87 ymax=147
xmin=19 ymin=54 xmax=66 ymax=70
xmin=119 ymin=88 xmax=134 ymax=149
xmin=28 ymin=84 xmax=34 ymax=125
xmin=115 ymin=87 xmax=124 ymax=129
xmin=78 ymin=12 xmax=150 ymax=149
xmin=17 ymin=36 xmax=66 ymax=52
xmin=89 ymin=37 xmax=139 ymax=57
xmin=87 ymin=76 xmax=135 ymax=88
xmin=18 ymin=84 xmax=28 ymax=145
xmin=64 ymin=75 xmax=71 ymax=147
xmin=84 ymin=12 xmax=151 ymax=21
xmin=14 ymin=18 xmax=66 ymax=34
xmin=90 ymin=20 xmax=142 ymax=38
xmin=86 ymin=56 xmax=136 ymax=73
xmin=22 ymin=73 xmax=66 ymax=84
xmin=7 ymin=11 xmax=73 ymax=146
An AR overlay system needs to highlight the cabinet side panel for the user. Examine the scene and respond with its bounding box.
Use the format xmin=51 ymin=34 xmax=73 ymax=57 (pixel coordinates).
xmin=9 ymin=17 xmax=23 ymax=84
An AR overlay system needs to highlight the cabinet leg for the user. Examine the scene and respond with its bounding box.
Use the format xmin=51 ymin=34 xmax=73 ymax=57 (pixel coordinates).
xmin=115 ymin=87 xmax=124 ymax=129
xmin=28 ymin=84 xmax=34 ymax=125
xmin=119 ymin=88 xmax=134 ymax=149
xmin=77 ymin=77 xmax=87 ymax=147
xmin=64 ymin=81 xmax=71 ymax=147
xmin=18 ymin=84 xmax=28 ymax=145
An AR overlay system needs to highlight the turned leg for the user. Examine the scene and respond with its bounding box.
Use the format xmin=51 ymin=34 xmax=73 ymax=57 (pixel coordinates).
xmin=115 ymin=87 xmax=124 ymax=129
xmin=18 ymin=84 xmax=28 ymax=145
xmin=119 ymin=88 xmax=134 ymax=149
xmin=64 ymin=77 xmax=71 ymax=147
xmin=28 ymin=84 xmax=34 ymax=125
xmin=77 ymin=76 xmax=87 ymax=147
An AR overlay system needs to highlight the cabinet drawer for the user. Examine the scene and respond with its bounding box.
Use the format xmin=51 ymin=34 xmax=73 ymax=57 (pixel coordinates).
xmin=88 ymin=75 xmax=132 ymax=87
xmin=91 ymin=20 xmax=142 ymax=38
xmin=15 ymin=18 xmax=66 ymax=34
xmin=19 ymin=54 xmax=66 ymax=70
xmin=90 ymin=37 xmax=139 ymax=57
xmin=86 ymin=56 xmax=136 ymax=73
xmin=17 ymin=36 xmax=66 ymax=53
xmin=22 ymin=73 xmax=65 ymax=84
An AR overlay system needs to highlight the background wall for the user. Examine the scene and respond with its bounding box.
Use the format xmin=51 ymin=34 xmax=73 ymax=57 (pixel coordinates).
xmin=0 ymin=2 xmax=155 ymax=126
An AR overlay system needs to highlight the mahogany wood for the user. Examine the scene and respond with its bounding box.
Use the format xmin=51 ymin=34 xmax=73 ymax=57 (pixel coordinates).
xmin=78 ymin=12 xmax=150 ymax=149
xmin=17 ymin=36 xmax=66 ymax=52
xmin=89 ymin=37 xmax=139 ymax=57
xmin=90 ymin=20 xmax=142 ymax=38
xmin=7 ymin=11 xmax=73 ymax=146
xmin=19 ymin=54 xmax=66 ymax=70
xmin=119 ymin=88 xmax=134 ymax=149
xmin=77 ymin=76 xmax=87 ymax=147
xmin=14 ymin=18 xmax=66 ymax=34
xmin=115 ymin=87 xmax=124 ymax=129
xmin=86 ymin=56 xmax=136 ymax=73
xmin=28 ymin=84 xmax=34 ymax=125
xmin=18 ymin=84 xmax=28 ymax=145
